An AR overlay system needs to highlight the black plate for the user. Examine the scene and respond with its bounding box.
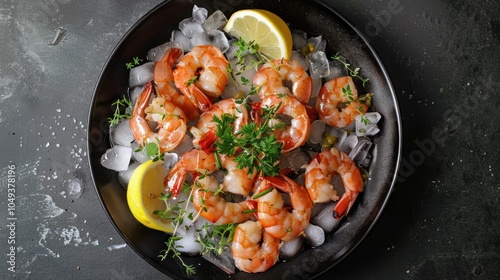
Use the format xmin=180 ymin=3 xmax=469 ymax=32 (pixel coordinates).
xmin=87 ymin=0 xmax=402 ymax=279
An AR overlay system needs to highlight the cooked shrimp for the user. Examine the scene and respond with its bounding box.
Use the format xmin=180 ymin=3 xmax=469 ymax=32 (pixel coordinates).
xmin=316 ymin=76 xmax=368 ymax=127
xmin=260 ymin=95 xmax=310 ymax=153
xmin=153 ymin=47 xmax=200 ymax=121
xmin=164 ymin=149 xmax=217 ymax=197
xmin=253 ymin=59 xmax=312 ymax=104
xmin=130 ymin=82 xmax=187 ymax=153
xmin=231 ymin=220 xmax=281 ymax=273
xmin=164 ymin=149 xmax=256 ymax=198
xmin=190 ymin=98 xmax=248 ymax=152
xmin=305 ymin=147 xmax=363 ymax=219
xmin=191 ymin=174 xmax=253 ymax=224
xmin=173 ymin=45 xmax=229 ymax=111
xmin=220 ymin=154 xmax=257 ymax=196
xmin=254 ymin=174 xmax=313 ymax=241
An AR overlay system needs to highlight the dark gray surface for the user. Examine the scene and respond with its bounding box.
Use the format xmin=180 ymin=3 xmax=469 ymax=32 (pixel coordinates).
xmin=0 ymin=0 xmax=498 ymax=279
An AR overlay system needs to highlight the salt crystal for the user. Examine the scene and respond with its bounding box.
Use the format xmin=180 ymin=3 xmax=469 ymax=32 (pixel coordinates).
xmin=66 ymin=179 xmax=83 ymax=199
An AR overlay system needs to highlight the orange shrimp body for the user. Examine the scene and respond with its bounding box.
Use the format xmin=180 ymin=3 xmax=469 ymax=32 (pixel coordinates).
xmin=191 ymin=175 xmax=253 ymax=225
xmin=153 ymin=47 xmax=200 ymax=121
xmin=316 ymin=76 xmax=368 ymax=127
xmin=305 ymin=147 xmax=364 ymax=218
xmin=129 ymin=82 xmax=187 ymax=153
xmin=255 ymin=175 xmax=313 ymax=241
xmin=173 ymin=45 xmax=229 ymax=111
xmin=231 ymin=220 xmax=281 ymax=273
xmin=261 ymin=95 xmax=310 ymax=153
xmin=253 ymin=59 xmax=312 ymax=104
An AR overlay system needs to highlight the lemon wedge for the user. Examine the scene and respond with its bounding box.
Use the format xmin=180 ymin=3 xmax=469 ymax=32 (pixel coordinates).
xmin=127 ymin=160 xmax=174 ymax=233
xmin=223 ymin=9 xmax=293 ymax=60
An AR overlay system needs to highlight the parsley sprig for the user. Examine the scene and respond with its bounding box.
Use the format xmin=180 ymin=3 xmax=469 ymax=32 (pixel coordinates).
xmin=213 ymin=104 xmax=284 ymax=176
xmin=108 ymin=96 xmax=132 ymax=125
xmin=332 ymin=53 xmax=369 ymax=88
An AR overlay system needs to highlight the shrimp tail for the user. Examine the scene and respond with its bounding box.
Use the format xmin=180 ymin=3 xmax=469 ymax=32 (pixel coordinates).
xmin=333 ymin=191 xmax=359 ymax=219
xmin=164 ymin=165 xmax=186 ymax=198
xmin=130 ymin=82 xmax=154 ymax=145
xmin=198 ymin=131 xmax=217 ymax=153
xmin=181 ymin=85 xmax=212 ymax=112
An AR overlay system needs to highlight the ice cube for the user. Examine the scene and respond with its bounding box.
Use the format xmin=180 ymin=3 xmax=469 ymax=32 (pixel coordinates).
xmin=192 ymin=5 xmax=208 ymax=23
xmin=179 ymin=17 xmax=204 ymax=37
xmin=338 ymin=134 xmax=358 ymax=154
xmin=325 ymin=62 xmax=343 ymax=81
xmin=101 ymin=146 xmax=132 ymax=171
xmin=202 ymin=250 xmax=235 ymax=275
xmin=174 ymin=226 xmax=202 ymax=255
xmin=172 ymin=134 xmax=194 ymax=156
xmin=309 ymin=120 xmax=326 ymax=144
xmin=308 ymin=51 xmax=330 ymax=79
xmin=118 ymin=161 xmax=140 ymax=188
xmin=171 ymin=30 xmax=191 ymax=52
xmin=221 ymin=83 xmax=239 ymax=100
xmin=307 ymin=35 xmax=326 ymax=53
xmin=348 ymin=138 xmax=372 ymax=164
xmin=311 ymin=77 xmax=322 ymax=98
xmin=162 ymin=152 xmax=179 ymax=172
xmin=128 ymin=62 xmax=154 ymax=88
xmin=202 ymin=10 xmax=227 ymax=31
xmin=109 ymin=120 xmax=135 ymax=147
xmin=304 ymin=223 xmax=325 ymax=247
xmin=287 ymin=149 xmax=311 ymax=174
xmin=131 ymin=141 xmax=150 ymax=163
xmin=128 ymin=85 xmax=144 ymax=106
xmin=189 ymin=30 xmax=229 ymax=53
xmin=325 ymin=126 xmax=347 ymax=148
xmin=280 ymin=236 xmax=304 ymax=259
xmin=291 ymin=28 xmax=307 ymax=51
xmin=290 ymin=51 xmax=309 ymax=71
xmin=147 ymin=41 xmax=183 ymax=62
xmin=355 ymin=112 xmax=382 ymax=136
xmin=311 ymin=201 xmax=341 ymax=233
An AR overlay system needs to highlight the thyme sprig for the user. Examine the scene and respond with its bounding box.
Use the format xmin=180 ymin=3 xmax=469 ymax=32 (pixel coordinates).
xmin=157 ymin=185 xmax=197 ymax=276
xmin=108 ymin=96 xmax=132 ymax=125
xmin=332 ymin=53 xmax=369 ymax=88
xmin=197 ymin=223 xmax=237 ymax=256
xmin=126 ymin=56 xmax=142 ymax=70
